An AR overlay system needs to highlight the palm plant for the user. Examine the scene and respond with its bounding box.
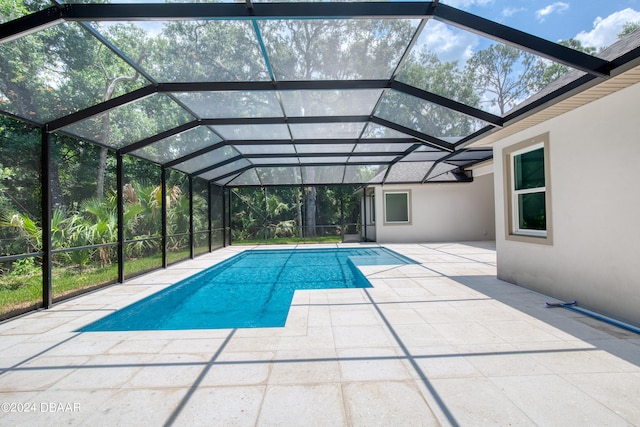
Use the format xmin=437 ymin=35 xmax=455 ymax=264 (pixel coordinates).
xmin=80 ymin=198 xmax=118 ymax=267
xmin=50 ymin=208 xmax=68 ymax=250
xmin=0 ymin=211 xmax=42 ymax=252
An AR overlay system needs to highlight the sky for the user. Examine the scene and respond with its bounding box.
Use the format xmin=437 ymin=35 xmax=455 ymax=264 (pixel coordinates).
xmin=442 ymin=0 xmax=640 ymax=48
xmin=413 ymin=1 xmax=640 ymax=112
xmin=412 ymin=0 xmax=640 ymax=64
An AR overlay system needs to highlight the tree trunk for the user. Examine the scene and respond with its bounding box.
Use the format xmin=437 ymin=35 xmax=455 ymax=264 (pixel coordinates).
xmin=95 ymin=52 xmax=145 ymax=199
xmin=305 ymin=186 xmax=317 ymax=237
xmin=49 ymin=161 xmax=64 ymax=210
xmin=96 ymin=146 xmax=108 ymax=200
xmin=296 ymin=188 xmax=303 ymax=238
xmin=263 ymin=187 xmax=269 ymax=239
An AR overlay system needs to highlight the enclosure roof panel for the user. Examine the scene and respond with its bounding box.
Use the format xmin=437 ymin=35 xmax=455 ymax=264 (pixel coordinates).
xmin=130 ymin=126 xmax=223 ymax=165
xmin=257 ymin=18 xmax=421 ymax=81
xmin=2 ymin=2 xmax=640 ymax=186
xmin=0 ymin=21 xmax=150 ymax=124
xmin=280 ymin=89 xmax=384 ymax=117
xmin=173 ymin=91 xmax=283 ymax=119
xmin=59 ymin=94 xmax=195 ymax=149
xmin=171 ymin=145 xmax=240 ymax=175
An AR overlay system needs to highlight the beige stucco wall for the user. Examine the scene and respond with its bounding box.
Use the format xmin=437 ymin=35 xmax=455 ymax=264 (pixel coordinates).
xmin=494 ymin=81 xmax=640 ymax=327
xmin=374 ymin=173 xmax=495 ymax=243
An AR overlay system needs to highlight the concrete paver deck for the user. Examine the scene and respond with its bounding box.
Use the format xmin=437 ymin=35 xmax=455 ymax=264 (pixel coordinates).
xmin=0 ymin=242 xmax=638 ymax=426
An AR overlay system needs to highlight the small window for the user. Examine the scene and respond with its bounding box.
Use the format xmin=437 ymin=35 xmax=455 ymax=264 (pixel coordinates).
xmin=384 ymin=191 xmax=410 ymax=224
xmin=504 ymin=133 xmax=552 ymax=244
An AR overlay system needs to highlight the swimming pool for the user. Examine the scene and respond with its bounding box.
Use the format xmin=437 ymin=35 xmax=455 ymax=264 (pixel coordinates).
xmin=80 ymin=247 xmax=417 ymax=331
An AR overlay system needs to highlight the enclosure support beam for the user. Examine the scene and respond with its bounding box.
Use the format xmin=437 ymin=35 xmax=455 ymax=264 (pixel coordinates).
xmin=229 ymin=188 xmax=233 ymax=246
xmin=370 ymin=117 xmax=455 ymax=152
xmin=161 ymin=167 xmax=167 ymax=268
xmin=390 ymin=81 xmax=503 ymax=127
xmin=421 ymin=151 xmax=457 ymax=183
xmin=41 ymin=129 xmax=52 ymax=309
xmin=46 ymin=86 xmax=157 ymax=133
xmin=119 ymin=121 xmax=200 ymax=155
xmin=117 ymin=154 xmax=125 ymax=283
xmin=228 ymin=188 xmax=233 ymax=246
xmin=363 ymin=186 xmax=368 ymax=243
xmin=340 ymin=197 xmax=344 ymax=243
xmin=0 ymin=8 xmax=63 ymax=43
xmin=222 ymin=187 xmax=225 ymax=246
xmin=189 ymin=176 xmax=194 ymax=259
xmin=207 ymin=183 xmax=212 ymax=252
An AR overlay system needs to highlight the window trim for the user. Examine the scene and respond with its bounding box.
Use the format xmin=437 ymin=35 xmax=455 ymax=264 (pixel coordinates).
xmin=503 ymin=133 xmax=553 ymax=245
xmin=383 ymin=190 xmax=411 ymax=225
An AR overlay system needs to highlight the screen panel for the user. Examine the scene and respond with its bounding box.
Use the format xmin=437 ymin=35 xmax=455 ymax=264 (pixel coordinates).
xmin=259 ymin=19 xmax=420 ymax=80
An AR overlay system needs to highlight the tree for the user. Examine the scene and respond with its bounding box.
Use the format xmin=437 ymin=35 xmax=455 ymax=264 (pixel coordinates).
xmin=386 ymin=48 xmax=480 ymax=137
xmin=0 ymin=11 xmax=150 ymax=208
xmin=0 ymin=0 xmax=29 ymax=22
xmin=538 ymin=39 xmax=598 ymax=88
xmin=305 ymin=186 xmax=317 ymax=237
xmin=400 ymin=49 xmax=479 ymax=107
xmin=81 ymin=23 xmax=151 ymax=199
xmin=0 ymin=117 xmax=42 ymax=255
xmin=295 ymin=188 xmax=303 ymax=238
xmin=619 ymin=22 xmax=640 ymax=39
xmin=466 ymin=44 xmax=546 ymax=115
xmin=96 ymin=64 xmax=145 ymax=200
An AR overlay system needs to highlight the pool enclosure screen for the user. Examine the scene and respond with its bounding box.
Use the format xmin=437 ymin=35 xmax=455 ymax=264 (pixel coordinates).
xmin=1 ymin=1 xmax=640 ymax=318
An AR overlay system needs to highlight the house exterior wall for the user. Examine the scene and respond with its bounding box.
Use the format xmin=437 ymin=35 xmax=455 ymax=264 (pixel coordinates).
xmin=373 ymin=173 xmax=495 ymax=243
xmin=494 ymin=81 xmax=640 ymax=326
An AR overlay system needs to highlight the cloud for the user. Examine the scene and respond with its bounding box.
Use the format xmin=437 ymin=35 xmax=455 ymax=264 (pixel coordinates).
xmin=415 ymin=20 xmax=479 ymax=63
xmin=502 ymin=7 xmax=525 ymax=18
xmin=576 ymin=8 xmax=640 ymax=49
xmin=536 ymin=2 xmax=569 ymax=22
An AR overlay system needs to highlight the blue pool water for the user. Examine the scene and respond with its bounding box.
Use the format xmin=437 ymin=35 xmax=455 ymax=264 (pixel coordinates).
xmin=79 ymin=247 xmax=417 ymax=331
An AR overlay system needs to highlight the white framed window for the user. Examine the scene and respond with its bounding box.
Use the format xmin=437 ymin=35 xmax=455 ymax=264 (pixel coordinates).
xmin=511 ymin=143 xmax=546 ymax=237
xmin=383 ymin=191 xmax=410 ymax=224
xmin=504 ymin=133 xmax=552 ymax=244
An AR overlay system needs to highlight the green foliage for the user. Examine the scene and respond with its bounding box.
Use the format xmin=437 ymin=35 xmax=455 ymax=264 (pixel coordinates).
xmin=0 ymin=179 xmax=198 ymax=266
xmin=0 ymin=165 xmax=206 ymax=317
xmin=619 ymin=22 xmax=640 ymax=39
xmin=1 ymin=211 xmax=42 ymax=252
xmin=10 ymin=257 xmax=38 ymax=277
xmin=65 ymin=249 xmax=92 ymax=272
xmin=559 ymin=38 xmax=598 ymax=55
xmin=466 ymin=44 xmax=546 ymax=115
xmin=0 ymin=0 xmax=29 ymax=22
xmin=538 ymin=39 xmax=599 ymax=88
xmin=0 ymin=14 xmax=146 ymax=122
xmin=231 ymin=185 xmax=360 ymax=242
xmin=0 ymin=117 xmax=41 ymax=255
xmin=399 ymin=49 xmax=479 ymax=108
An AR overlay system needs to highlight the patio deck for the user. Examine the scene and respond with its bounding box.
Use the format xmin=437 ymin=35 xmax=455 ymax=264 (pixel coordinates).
xmin=0 ymin=242 xmax=638 ymax=426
